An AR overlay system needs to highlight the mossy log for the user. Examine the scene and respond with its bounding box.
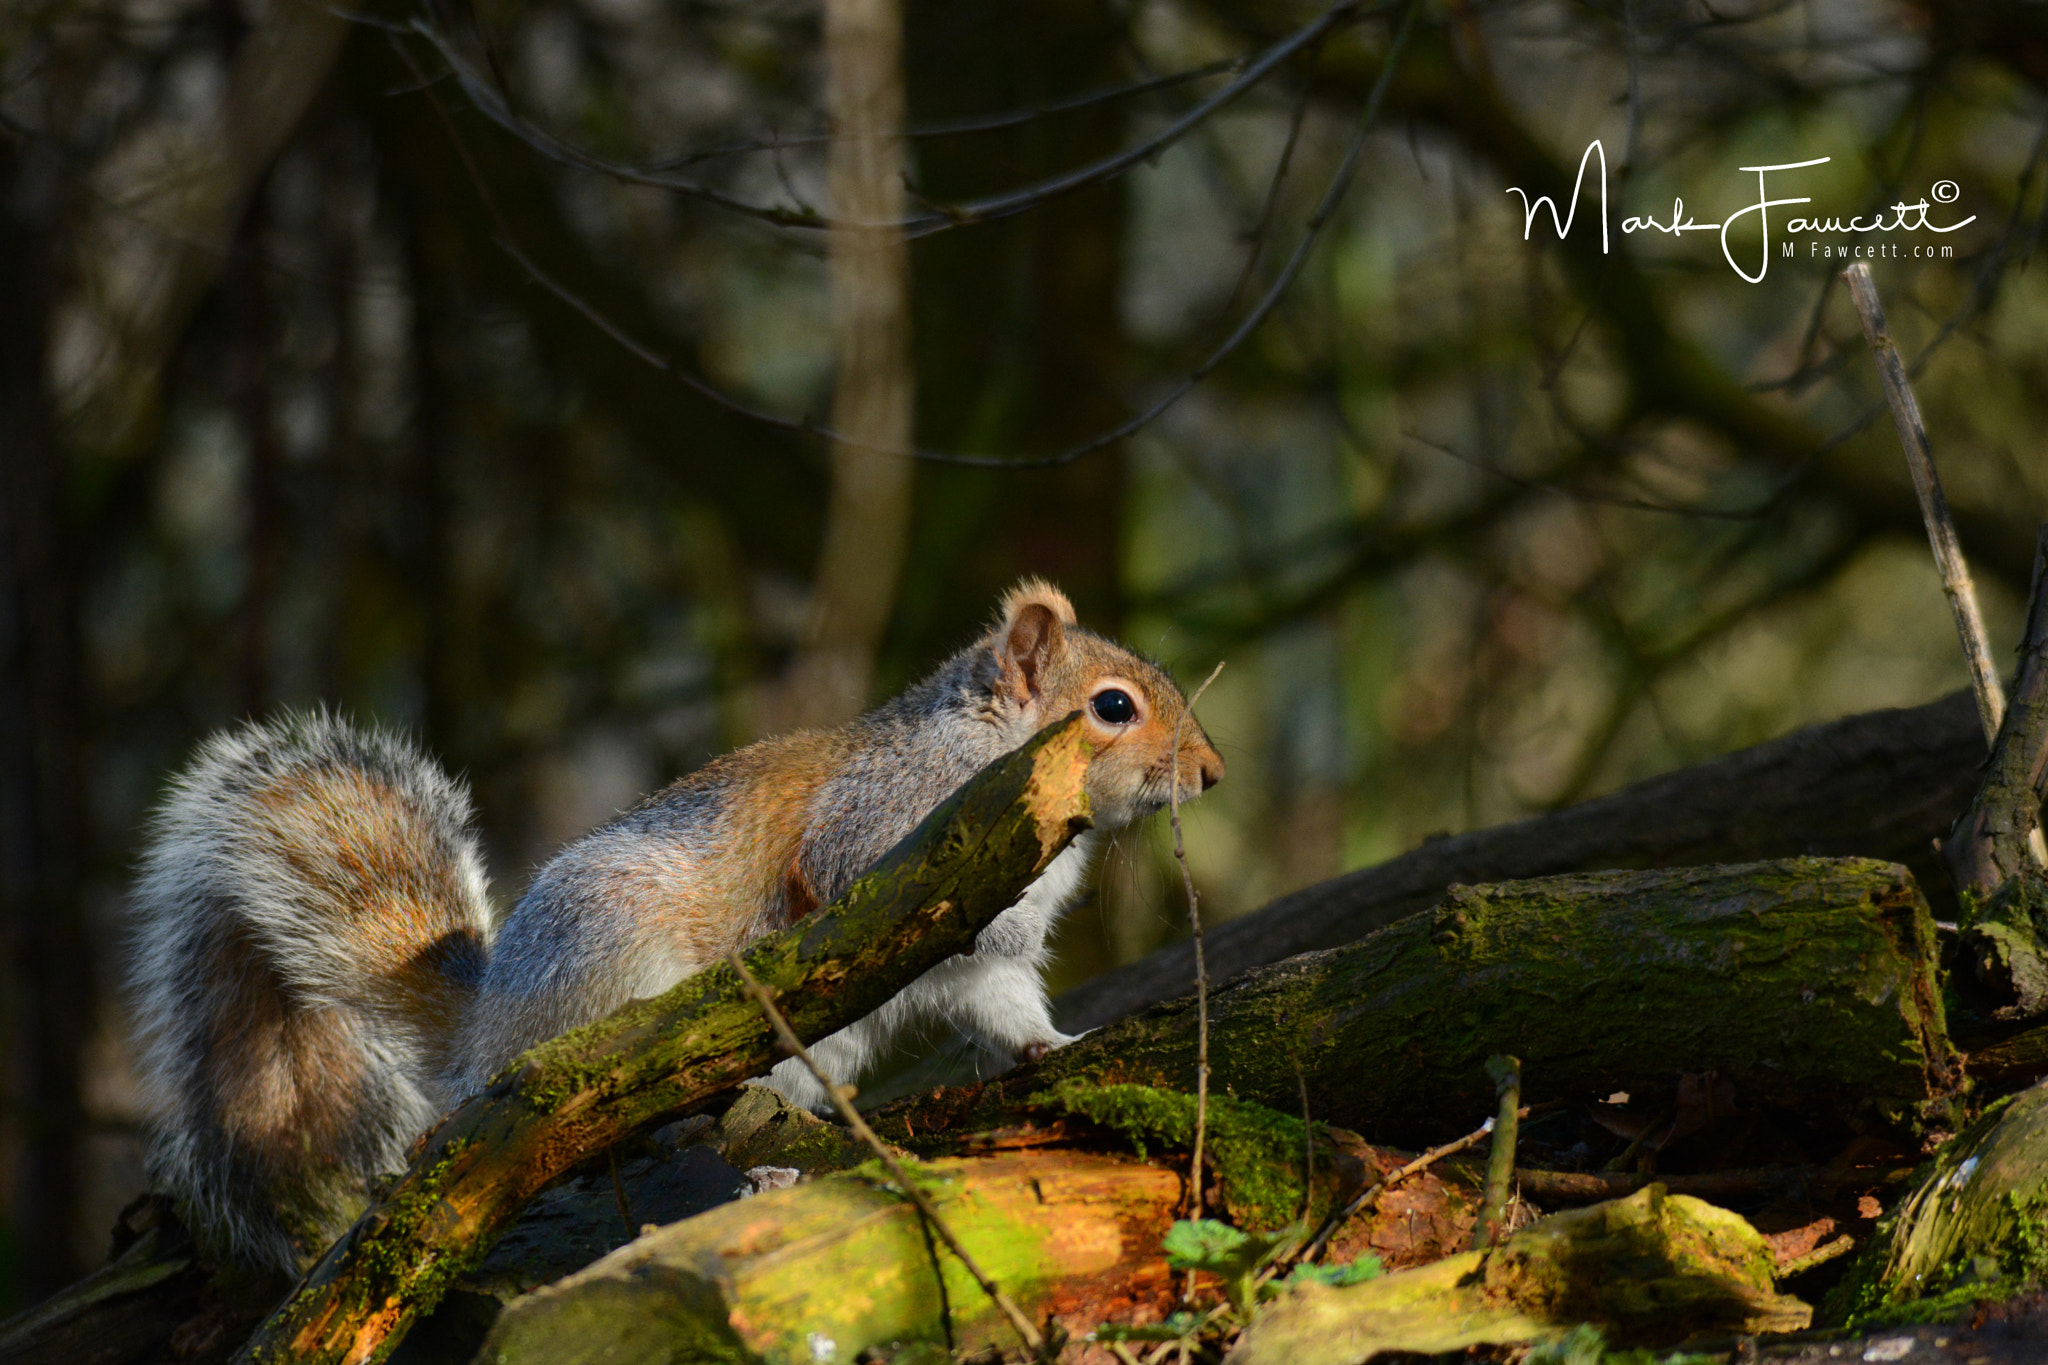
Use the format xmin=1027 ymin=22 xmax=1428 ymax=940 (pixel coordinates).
xmin=890 ymin=858 xmax=1957 ymax=1147
xmin=475 ymin=1151 xmax=1183 ymax=1365
xmin=1227 ymin=1185 xmax=1809 ymax=1364
xmin=1062 ymin=692 xmax=1988 ymax=1032
xmin=232 ymin=716 xmax=1098 ymax=1365
xmin=1826 ymin=1078 xmax=2048 ymax=1327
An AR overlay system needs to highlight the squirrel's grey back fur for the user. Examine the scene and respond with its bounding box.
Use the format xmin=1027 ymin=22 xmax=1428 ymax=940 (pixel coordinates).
xmin=445 ymin=635 xmax=1053 ymax=1095
xmin=128 ymin=711 xmax=494 ymax=1275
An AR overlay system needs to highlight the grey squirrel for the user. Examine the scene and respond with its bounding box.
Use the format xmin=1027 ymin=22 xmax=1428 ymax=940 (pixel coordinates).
xmin=126 ymin=580 xmax=1224 ymax=1275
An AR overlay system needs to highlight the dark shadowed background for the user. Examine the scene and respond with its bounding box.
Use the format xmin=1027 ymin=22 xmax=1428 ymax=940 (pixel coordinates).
xmin=2 ymin=0 xmax=2044 ymax=1305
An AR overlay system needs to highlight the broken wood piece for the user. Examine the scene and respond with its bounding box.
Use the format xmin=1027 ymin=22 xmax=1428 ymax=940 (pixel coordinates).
xmin=897 ymin=858 xmax=1958 ymax=1149
xmin=1226 ymin=1184 xmax=1810 ymax=1364
xmin=475 ymin=1151 xmax=1182 ymax=1365
xmin=231 ymin=715 xmax=1098 ymax=1365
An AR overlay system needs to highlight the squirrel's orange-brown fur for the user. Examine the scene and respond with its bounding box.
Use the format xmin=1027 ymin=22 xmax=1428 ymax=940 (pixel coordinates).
xmin=128 ymin=581 xmax=1222 ymax=1273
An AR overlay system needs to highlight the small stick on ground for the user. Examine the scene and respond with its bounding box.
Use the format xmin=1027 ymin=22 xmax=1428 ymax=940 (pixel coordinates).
xmin=1472 ymin=1055 xmax=1522 ymax=1250
xmin=1841 ymin=262 xmax=2007 ymax=743
xmin=1169 ymin=660 xmax=1226 ymax=1232
xmin=607 ymin=1149 xmax=637 ymax=1240
xmin=1509 ymin=1162 xmax=1915 ymax=1206
xmin=1295 ymin=1059 xmax=1314 ymax=1224
xmin=1298 ymin=1109 xmax=1523 ymax=1264
xmin=727 ymin=953 xmax=1050 ymax=1358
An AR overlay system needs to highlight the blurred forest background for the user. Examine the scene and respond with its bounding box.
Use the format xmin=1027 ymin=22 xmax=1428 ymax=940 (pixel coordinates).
xmin=3 ymin=0 xmax=2046 ymax=1306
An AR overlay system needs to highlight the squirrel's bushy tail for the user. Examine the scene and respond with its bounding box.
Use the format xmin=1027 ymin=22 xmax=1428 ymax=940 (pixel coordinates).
xmin=128 ymin=711 xmax=495 ymax=1275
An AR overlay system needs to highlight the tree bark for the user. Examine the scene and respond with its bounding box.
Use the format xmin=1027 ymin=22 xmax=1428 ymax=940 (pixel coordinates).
xmin=232 ymin=715 xmax=1098 ymax=1365
xmin=1951 ymin=529 xmax=2048 ymax=1010
xmin=1060 ymin=692 xmax=1986 ymax=1033
xmin=928 ymin=859 xmax=1957 ymax=1147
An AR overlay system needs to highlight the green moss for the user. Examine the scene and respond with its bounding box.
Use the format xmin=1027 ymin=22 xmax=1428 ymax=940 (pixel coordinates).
xmin=1032 ymin=1081 xmax=1323 ymax=1230
xmin=1830 ymin=1178 xmax=2048 ymax=1328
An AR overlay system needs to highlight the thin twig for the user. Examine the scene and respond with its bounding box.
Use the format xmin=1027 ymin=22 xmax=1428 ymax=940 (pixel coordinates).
xmin=641 ymin=58 xmax=1245 ymax=171
xmin=396 ymin=2 xmax=1419 ymax=472
xmin=1169 ymin=661 xmax=1227 ymax=1236
xmin=607 ymin=1149 xmax=637 ymax=1240
xmin=1299 ymin=1110 xmax=1518 ymax=1264
xmin=1295 ymin=1059 xmax=1315 ymax=1223
xmin=1471 ymin=1055 xmax=1521 ymax=1250
xmin=726 ymin=953 xmax=1049 ymax=1357
xmin=412 ymin=1 xmax=1376 ymax=236
xmin=1841 ymin=262 xmax=2008 ymax=744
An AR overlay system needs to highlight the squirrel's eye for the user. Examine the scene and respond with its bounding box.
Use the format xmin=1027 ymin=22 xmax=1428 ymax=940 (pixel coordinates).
xmin=1091 ymin=689 xmax=1137 ymax=725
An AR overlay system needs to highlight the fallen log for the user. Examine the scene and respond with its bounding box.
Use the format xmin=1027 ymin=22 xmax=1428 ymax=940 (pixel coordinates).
xmin=891 ymin=858 xmax=1959 ymax=1147
xmin=230 ymin=715 xmax=1098 ymax=1365
xmin=1825 ymin=1078 xmax=2048 ymax=1327
xmin=1060 ymin=691 xmax=1985 ymax=1032
xmin=1227 ymin=1185 xmax=1809 ymax=1364
xmin=474 ymin=1151 xmax=1184 ymax=1365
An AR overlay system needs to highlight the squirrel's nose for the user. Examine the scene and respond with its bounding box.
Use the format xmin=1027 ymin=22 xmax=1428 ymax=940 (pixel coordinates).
xmin=1197 ymin=748 xmax=1224 ymax=791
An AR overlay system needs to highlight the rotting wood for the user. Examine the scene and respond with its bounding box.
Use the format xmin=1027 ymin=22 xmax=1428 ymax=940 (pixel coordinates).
xmin=474 ymin=1151 xmax=1183 ymax=1365
xmin=897 ymin=858 xmax=1959 ymax=1149
xmin=230 ymin=715 xmax=1098 ymax=1365
xmin=727 ymin=950 xmax=1047 ymax=1356
xmin=1826 ymin=1078 xmax=2048 ymax=1328
xmin=1058 ymin=692 xmax=1987 ymax=1033
xmin=1227 ymin=1184 xmax=1809 ymax=1364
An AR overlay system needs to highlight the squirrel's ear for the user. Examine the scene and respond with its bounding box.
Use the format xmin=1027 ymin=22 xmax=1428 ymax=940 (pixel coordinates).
xmin=994 ymin=580 xmax=1073 ymax=702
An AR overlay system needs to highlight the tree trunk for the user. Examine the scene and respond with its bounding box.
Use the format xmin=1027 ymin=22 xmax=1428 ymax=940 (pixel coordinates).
xmin=1951 ymin=532 xmax=2048 ymax=1011
xmin=1060 ymin=692 xmax=1987 ymax=1033
xmin=232 ymin=715 xmax=1098 ymax=1365
xmin=916 ymin=859 xmax=1956 ymax=1147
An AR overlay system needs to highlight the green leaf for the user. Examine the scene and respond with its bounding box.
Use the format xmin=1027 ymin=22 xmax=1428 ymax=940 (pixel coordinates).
xmin=1093 ymin=1311 xmax=1204 ymax=1343
xmin=1264 ymin=1256 xmax=1384 ymax=1298
xmin=1162 ymin=1219 xmax=1251 ymax=1272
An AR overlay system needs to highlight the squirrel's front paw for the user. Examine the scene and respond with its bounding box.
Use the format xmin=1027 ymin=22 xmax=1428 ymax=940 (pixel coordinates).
xmin=1017 ymin=1030 xmax=1085 ymax=1064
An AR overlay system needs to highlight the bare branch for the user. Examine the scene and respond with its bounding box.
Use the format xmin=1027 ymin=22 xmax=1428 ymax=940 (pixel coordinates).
xmin=403 ymin=4 xmax=1420 ymax=471
xmin=1841 ymin=262 xmax=2007 ymax=744
xmin=644 ymin=59 xmax=1246 ymax=172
